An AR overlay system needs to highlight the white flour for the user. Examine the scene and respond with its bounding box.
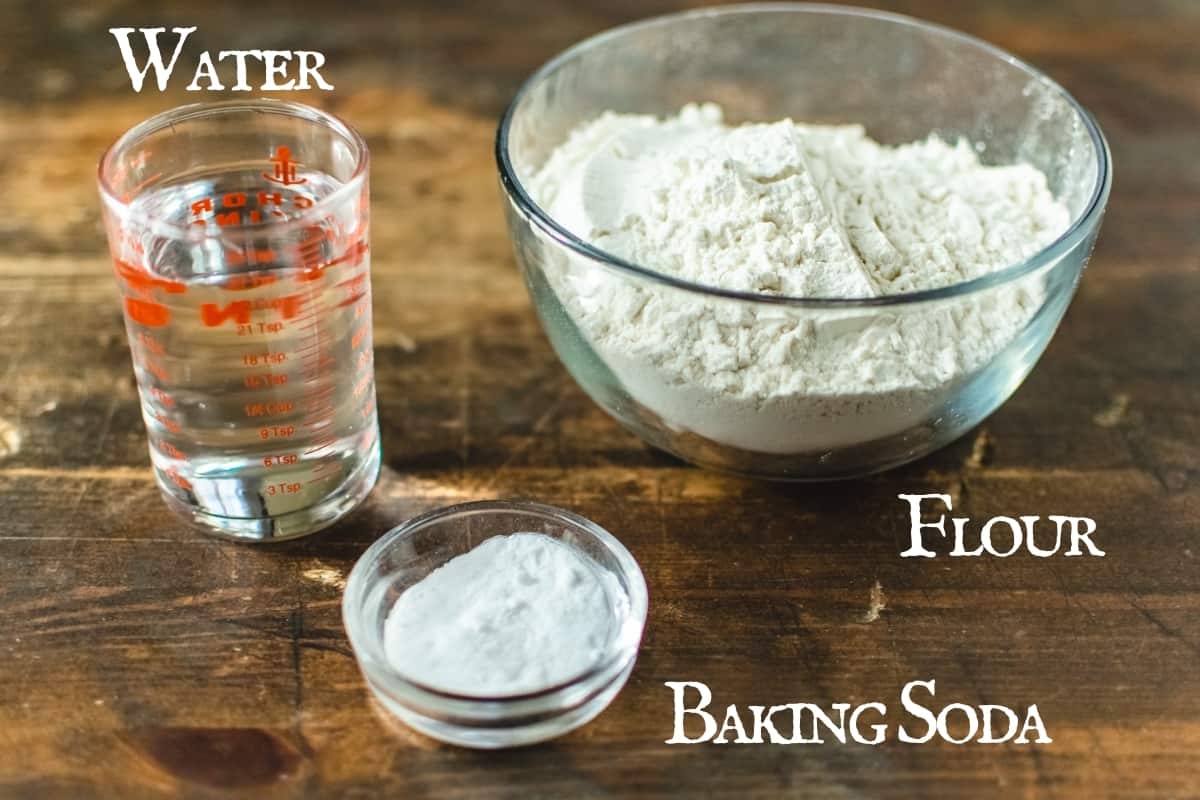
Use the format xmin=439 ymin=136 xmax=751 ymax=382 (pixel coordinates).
xmin=529 ymin=104 xmax=1071 ymax=453
xmin=383 ymin=533 xmax=619 ymax=696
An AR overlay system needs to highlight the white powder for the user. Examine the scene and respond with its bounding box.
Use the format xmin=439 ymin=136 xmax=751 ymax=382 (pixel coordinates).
xmin=529 ymin=104 xmax=1072 ymax=453
xmin=383 ymin=533 xmax=620 ymax=696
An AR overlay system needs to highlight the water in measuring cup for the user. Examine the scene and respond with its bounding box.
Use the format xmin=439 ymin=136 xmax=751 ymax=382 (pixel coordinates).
xmin=115 ymin=168 xmax=379 ymax=539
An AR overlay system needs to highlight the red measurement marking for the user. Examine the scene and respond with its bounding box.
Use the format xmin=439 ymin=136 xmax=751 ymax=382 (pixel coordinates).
xmin=202 ymin=300 xmax=252 ymax=326
xmin=200 ymin=294 xmax=305 ymax=327
xmin=265 ymin=481 xmax=302 ymax=496
xmin=263 ymin=146 xmax=307 ymax=186
xmin=301 ymin=393 xmax=336 ymax=410
xmin=311 ymin=422 xmax=342 ymax=437
xmin=297 ymin=346 xmax=334 ymax=361
xmin=301 ymin=378 xmax=335 ymax=393
xmin=243 ymin=352 xmax=286 ymax=367
xmin=291 ymin=231 xmax=372 ymax=282
xmin=303 ymin=429 xmax=334 ymax=447
xmin=295 ymin=334 xmax=331 ymax=350
xmin=165 ymin=468 xmax=192 ymax=492
xmin=244 ymin=373 xmax=288 ymax=389
xmin=158 ymin=440 xmax=185 ymax=459
xmin=259 ymin=425 xmax=296 ymax=440
xmin=350 ymin=324 xmax=369 ymax=351
xmin=295 ymin=225 xmax=329 ymax=276
xmin=303 ymin=430 xmax=337 ymax=451
xmin=302 ymin=387 xmax=334 ymax=404
xmin=237 ymin=321 xmax=285 ymax=336
xmin=301 ymin=366 xmax=337 ymax=382
xmin=305 ymin=424 xmax=336 ymax=438
xmin=154 ymin=411 xmax=181 ymax=434
xmin=351 ymin=373 xmax=372 ymax=399
xmin=318 ymin=239 xmax=370 ymax=277
xmin=303 ymin=406 xmax=334 ymax=422
xmin=120 ymin=169 xmax=164 ymax=204
xmin=142 ymin=357 xmax=168 ymax=383
xmin=149 ymin=386 xmax=175 ymax=407
xmin=262 ymin=453 xmax=299 ymax=468
xmin=124 ymin=297 xmax=170 ymax=328
xmin=207 ymin=209 xmax=277 ymax=226
xmin=307 ymin=468 xmax=338 ymax=485
xmin=244 ymin=401 xmax=295 ymax=418
xmin=113 ymin=259 xmax=186 ymax=296
xmin=263 ymin=295 xmax=305 ymax=316
xmin=337 ymin=272 xmax=368 ymax=293
xmin=137 ymin=332 xmax=165 ymax=355
xmin=295 ymin=356 xmax=325 ymax=371
xmin=192 ymin=187 xmax=306 ymax=227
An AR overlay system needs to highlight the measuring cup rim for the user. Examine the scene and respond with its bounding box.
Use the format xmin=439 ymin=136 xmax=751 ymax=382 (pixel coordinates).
xmin=97 ymin=98 xmax=369 ymax=242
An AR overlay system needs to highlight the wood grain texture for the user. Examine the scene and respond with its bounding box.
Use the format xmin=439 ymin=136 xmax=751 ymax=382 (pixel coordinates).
xmin=0 ymin=0 xmax=1197 ymax=797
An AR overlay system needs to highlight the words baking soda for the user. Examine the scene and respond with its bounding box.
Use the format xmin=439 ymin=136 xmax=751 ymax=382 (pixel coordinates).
xmin=665 ymin=680 xmax=1052 ymax=746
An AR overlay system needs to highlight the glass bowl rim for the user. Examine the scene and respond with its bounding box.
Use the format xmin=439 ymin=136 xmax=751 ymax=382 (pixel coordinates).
xmin=495 ymin=2 xmax=1112 ymax=310
xmin=342 ymin=499 xmax=649 ymax=711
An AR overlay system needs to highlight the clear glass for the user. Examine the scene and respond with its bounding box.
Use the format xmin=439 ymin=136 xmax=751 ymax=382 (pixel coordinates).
xmin=98 ymin=100 xmax=380 ymax=541
xmin=342 ymin=501 xmax=648 ymax=749
xmin=497 ymin=5 xmax=1112 ymax=480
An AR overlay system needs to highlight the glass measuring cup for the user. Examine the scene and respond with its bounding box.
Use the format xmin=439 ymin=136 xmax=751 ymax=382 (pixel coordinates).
xmin=98 ymin=100 xmax=380 ymax=542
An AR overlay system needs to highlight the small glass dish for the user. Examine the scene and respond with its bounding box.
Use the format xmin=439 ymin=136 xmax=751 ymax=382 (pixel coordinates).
xmin=342 ymin=500 xmax=648 ymax=749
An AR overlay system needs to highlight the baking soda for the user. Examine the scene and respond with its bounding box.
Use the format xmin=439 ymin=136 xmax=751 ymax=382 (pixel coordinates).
xmin=383 ymin=533 xmax=620 ymax=696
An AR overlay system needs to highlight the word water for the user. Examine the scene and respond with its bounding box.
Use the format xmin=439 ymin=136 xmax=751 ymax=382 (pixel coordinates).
xmin=109 ymin=27 xmax=333 ymax=92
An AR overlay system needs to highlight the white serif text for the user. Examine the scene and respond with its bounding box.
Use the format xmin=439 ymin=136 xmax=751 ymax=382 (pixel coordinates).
xmin=898 ymin=493 xmax=1103 ymax=558
xmin=109 ymin=27 xmax=334 ymax=93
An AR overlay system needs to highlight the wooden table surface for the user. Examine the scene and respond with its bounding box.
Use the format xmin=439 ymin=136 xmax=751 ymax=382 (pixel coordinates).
xmin=1 ymin=1 xmax=1197 ymax=797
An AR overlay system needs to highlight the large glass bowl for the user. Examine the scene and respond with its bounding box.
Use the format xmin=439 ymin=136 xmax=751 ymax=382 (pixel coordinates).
xmin=496 ymin=4 xmax=1111 ymax=480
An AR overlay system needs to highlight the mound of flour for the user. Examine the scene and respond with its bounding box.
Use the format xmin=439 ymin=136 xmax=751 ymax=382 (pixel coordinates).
xmin=529 ymin=104 xmax=1070 ymax=453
